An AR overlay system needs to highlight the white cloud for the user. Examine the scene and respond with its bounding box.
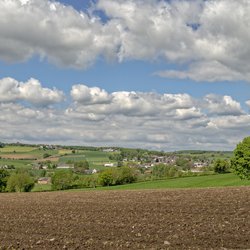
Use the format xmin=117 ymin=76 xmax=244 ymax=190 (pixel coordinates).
xmin=0 ymin=77 xmax=64 ymax=106
xmin=1 ymin=0 xmax=250 ymax=82
xmin=246 ymin=100 xmax=250 ymax=108
xmin=0 ymin=0 xmax=120 ymax=68
xmin=204 ymin=94 xmax=243 ymax=116
xmin=71 ymin=84 xmax=111 ymax=104
xmin=155 ymin=61 xmax=250 ymax=82
xmin=0 ymin=82 xmax=249 ymax=150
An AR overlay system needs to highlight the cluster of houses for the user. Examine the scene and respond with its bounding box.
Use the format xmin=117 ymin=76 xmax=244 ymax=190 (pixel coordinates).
xmin=39 ymin=145 xmax=57 ymax=150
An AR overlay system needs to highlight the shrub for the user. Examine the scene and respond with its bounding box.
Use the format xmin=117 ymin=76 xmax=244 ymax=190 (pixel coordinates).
xmin=98 ymin=167 xmax=137 ymax=186
xmin=7 ymin=173 xmax=35 ymax=192
xmin=51 ymin=170 xmax=75 ymax=190
xmin=0 ymin=169 xmax=10 ymax=192
xmin=119 ymin=167 xmax=137 ymax=184
xmin=98 ymin=169 xmax=117 ymax=186
xmin=213 ymin=159 xmax=230 ymax=174
xmin=74 ymin=160 xmax=90 ymax=174
xmin=43 ymin=153 xmax=51 ymax=158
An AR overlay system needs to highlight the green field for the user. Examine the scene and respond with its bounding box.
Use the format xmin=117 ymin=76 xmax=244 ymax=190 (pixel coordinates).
xmin=74 ymin=173 xmax=250 ymax=191
xmin=32 ymin=184 xmax=52 ymax=192
xmin=0 ymin=146 xmax=38 ymax=153
xmin=59 ymin=150 xmax=111 ymax=169
xmin=0 ymin=159 xmax=32 ymax=168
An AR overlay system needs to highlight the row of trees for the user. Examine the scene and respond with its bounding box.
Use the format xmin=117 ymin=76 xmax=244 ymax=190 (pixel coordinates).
xmin=51 ymin=167 xmax=137 ymax=190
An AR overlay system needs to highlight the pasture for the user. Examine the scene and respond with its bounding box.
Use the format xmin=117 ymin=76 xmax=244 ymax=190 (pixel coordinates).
xmin=0 ymin=187 xmax=249 ymax=249
xmin=93 ymin=173 xmax=250 ymax=191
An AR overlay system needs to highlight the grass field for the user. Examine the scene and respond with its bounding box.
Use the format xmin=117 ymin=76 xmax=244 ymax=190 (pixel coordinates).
xmin=0 ymin=146 xmax=37 ymax=153
xmin=74 ymin=173 xmax=250 ymax=191
xmin=33 ymin=173 xmax=250 ymax=192
xmin=0 ymin=158 xmax=32 ymax=168
xmin=58 ymin=150 xmax=111 ymax=169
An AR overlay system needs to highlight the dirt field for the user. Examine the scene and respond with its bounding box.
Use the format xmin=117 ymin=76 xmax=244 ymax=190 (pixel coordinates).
xmin=0 ymin=187 xmax=249 ymax=249
xmin=0 ymin=154 xmax=37 ymax=160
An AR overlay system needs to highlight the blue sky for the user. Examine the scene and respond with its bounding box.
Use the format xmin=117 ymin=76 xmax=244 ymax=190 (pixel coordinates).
xmin=0 ymin=0 xmax=250 ymax=150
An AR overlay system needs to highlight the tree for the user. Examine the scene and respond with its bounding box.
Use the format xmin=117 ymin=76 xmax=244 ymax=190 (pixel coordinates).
xmin=51 ymin=170 xmax=75 ymax=190
xmin=0 ymin=169 xmax=10 ymax=192
xmin=119 ymin=167 xmax=137 ymax=184
xmin=74 ymin=160 xmax=90 ymax=174
xmin=6 ymin=173 xmax=35 ymax=192
xmin=98 ymin=169 xmax=117 ymax=186
xmin=213 ymin=159 xmax=230 ymax=174
xmin=231 ymin=137 xmax=250 ymax=180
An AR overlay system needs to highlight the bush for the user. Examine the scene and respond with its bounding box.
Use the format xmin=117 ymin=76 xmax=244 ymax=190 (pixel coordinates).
xmin=152 ymin=164 xmax=179 ymax=179
xmin=213 ymin=159 xmax=230 ymax=174
xmin=43 ymin=153 xmax=51 ymax=158
xmin=74 ymin=160 xmax=90 ymax=174
xmin=119 ymin=167 xmax=137 ymax=184
xmin=98 ymin=167 xmax=137 ymax=186
xmin=0 ymin=169 xmax=10 ymax=192
xmin=51 ymin=170 xmax=75 ymax=190
xmin=98 ymin=169 xmax=117 ymax=186
xmin=6 ymin=173 xmax=35 ymax=192
xmin=74 ymin=175 xmax=98 ymax=188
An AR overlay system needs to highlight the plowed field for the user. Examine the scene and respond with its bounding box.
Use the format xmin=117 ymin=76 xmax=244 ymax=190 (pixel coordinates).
xmin=0 ymin=187 xmax=250 ymax=249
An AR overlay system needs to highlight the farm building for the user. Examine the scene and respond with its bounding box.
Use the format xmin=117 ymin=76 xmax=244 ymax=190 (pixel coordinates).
xmin=37 ymin=177 xmax=51 ymax=185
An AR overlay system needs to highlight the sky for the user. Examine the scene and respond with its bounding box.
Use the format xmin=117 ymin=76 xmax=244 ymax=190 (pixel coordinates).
xmin=0 ymin=0 xmax=250 ymax=151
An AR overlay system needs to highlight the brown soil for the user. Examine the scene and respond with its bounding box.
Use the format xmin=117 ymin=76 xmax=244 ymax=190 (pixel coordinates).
xmin=36 ymin=157 xmax=59 ymax=163
xmin=0 ymin=187 xmax=249 ymax=249
xmin=0 ymin=154 xmax=37 ymax=160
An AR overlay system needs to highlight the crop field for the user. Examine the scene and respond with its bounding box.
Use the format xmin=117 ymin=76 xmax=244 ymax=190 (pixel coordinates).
xmin=0 ymin=146 xmax=38 ymax=153
xmin=0 ymin=187 xmax=249 ymax=249
xmin=0 ymin=154 xmax=37 ymax=160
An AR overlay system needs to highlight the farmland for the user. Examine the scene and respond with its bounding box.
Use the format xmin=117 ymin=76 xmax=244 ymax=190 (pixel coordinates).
xmin=0 ymin=144 xmax=113 ymax=170
xmin=0 ymin=187 xmax=250 ymax=249
xmin=86 ymin=173 xmax=250 ymax=191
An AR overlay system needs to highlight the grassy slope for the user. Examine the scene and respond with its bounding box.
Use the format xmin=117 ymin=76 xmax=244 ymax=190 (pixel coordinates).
xmin=82 ymin=173 xmax=250 ymax=191
xmin=33 ymin=173 xmax=250 ymax=192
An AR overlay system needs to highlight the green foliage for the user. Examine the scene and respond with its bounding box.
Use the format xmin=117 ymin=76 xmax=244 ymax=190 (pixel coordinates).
xmin=6 ymin=172 xmax=35 ymax=192
xmin=74 ymin=175 xmax=98 ymax=188
xmin=74 ymin=160 xmax=90 ymax=173
xmin=51 ymin=170 xmax=75 ymax=190
xmin=231 ymin=137 xmax=250 ymax=180
xmin=98 ymin=167 xmax=137 ymax=186
xmin=92 ymin=173 xmax=249 ymax=191
xmin=98 ymin=169 xmax=116 ymax=186
xmin=213 ymin=159 xmax=230 ymax=174
xmin=152 ymin=164 xmax=179 ymax=178
xmin=43 ymin=153 xmax=51 ymax=158
xmin=175 ymin=157 xmax=192 ymax=170
xmin=119 ymin=167 xmax=137 ymax=184
xmin=0 ymin=169 xmax=10 ymax=192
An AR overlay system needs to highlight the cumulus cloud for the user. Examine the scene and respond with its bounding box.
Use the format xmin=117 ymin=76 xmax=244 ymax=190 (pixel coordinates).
xmin=69 ymin=85 xmax=197 ymax=117
xmin=0 ymin=82 xmax=249 ymax=150
xmin=204 ymin=94 xmax=244 ymax=116
xmin=1 ymin=0 xmax=250 ymax=82
xmin=246 ymin=100 xmax=250 ymax=108
xmin=0 ymin=77 xmax=64 ymax=106
xmin=0 ymin=0 xmax=120 ymax=68
xmin=71 ymin=84 xmax=111 ymax=104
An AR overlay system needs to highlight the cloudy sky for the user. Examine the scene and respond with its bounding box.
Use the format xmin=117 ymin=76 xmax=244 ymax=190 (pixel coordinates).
xmin=1 ymin=0 xmax=250 ymax=151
